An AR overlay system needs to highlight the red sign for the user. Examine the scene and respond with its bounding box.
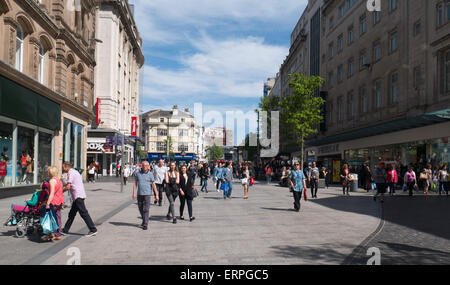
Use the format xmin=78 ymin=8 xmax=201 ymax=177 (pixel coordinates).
xmin=0 ymin=161 xmax=6 ymax=177
xmin=96 ymin=98 xmax=101 ymax=125
xmin=131 ymin=116 xmax=137 ymax=136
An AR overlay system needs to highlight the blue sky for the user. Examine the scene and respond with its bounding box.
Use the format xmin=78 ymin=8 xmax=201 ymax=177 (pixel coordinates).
xmin=131 ymin=0 xmax=308 ymax=145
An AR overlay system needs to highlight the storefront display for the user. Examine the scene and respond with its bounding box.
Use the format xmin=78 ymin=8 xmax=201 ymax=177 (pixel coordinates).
xmin=0 ymin=122 xmax=13 ymax=188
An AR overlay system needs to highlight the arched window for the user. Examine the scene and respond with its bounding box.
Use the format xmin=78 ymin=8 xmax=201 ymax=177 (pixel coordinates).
xmin=15 ymin=26 xmax=24 ymax=72
xmin=38 ymin=44 xmax=45 ymax=84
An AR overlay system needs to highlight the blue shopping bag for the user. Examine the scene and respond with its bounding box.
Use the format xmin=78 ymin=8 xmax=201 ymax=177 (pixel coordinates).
xmin=40 ymin=209 xmax=59 ymax=235
xmin=220 ymin=181 xmax=229 ymax=192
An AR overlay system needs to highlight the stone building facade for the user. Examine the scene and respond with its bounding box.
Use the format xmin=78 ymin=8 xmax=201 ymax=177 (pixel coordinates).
xmin=0 ymin=0 xmax=96 ymax=193
xmin=307 ymin=0 xmax=450 ymax=181
xmin=87 ymin=0 xmax=144 ymax=174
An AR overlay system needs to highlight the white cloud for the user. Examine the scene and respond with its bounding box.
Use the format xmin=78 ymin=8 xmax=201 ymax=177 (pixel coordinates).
xmin=141 ymin=35 xmax=287 ymax=102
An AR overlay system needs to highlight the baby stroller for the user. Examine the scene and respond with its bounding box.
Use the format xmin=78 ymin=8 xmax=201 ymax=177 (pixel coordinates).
xmin=4 ymin=184 xmax=49 ymax=238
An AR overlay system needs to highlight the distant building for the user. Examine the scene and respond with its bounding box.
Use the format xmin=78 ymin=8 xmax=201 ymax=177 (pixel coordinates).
xmin=140 ymin=106 xmax=198 ymax=162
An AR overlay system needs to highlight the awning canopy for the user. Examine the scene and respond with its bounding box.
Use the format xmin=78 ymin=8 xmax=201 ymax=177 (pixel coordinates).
xmin=307 ymin=109 xmax=450 ymax=147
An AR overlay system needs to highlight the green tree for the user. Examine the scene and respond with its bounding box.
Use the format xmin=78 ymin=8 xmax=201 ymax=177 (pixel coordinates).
xmin=206 ymin=144 xmax=223 ymax=161
xmin=163 ymin=136 xmax=174 ymax=158
xmin=279 ymin=73 xmax=324 ymax=169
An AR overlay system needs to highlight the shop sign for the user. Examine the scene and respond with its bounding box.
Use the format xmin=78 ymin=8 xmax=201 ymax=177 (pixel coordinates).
xmin=131 ymin=117 xmax=137 ymax=136
xmin=0 ymin=161 xmax=6 ymax=177
xmin=87 ymin=142 xmax=114 ymax=153
xmin=319 ymin=144 xmax=340 ymax=155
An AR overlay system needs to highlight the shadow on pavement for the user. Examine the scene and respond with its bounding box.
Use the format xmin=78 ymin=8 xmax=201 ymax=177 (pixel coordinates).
xmin=310 ymin=195 xmax=450 ymax=241
xmin=0 ymin=229 xmax=16 ymax=237
xmin=109 ymin=222 xmax=140 ymax=228
xmin=270 ymin=245 xmax=349 ymax=264
xmin=261 ymin=207 xmax=296 ymax=212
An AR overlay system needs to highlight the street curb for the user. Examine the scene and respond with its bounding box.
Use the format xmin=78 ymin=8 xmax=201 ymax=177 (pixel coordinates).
xmin=341 ymin=202 xmax=385 ymax=265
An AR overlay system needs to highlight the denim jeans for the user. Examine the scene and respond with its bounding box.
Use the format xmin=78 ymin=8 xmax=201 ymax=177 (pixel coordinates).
xmin=266 ymin=174 xmax=272 ymax=184
xmin=223 ymin=181 xmax=233 ymax=198
xmin=201 ymin=178 xmax=208 ymax=192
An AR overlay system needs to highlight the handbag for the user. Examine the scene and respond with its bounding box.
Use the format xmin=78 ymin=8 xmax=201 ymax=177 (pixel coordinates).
xmin=192 ymin=188 xmax=199 ymax=198
xmin=419 ymin=173 xmax=428 ymax=180
xmin=371 ymin=182 xmax=376 ymax=190
xmin=249 ymin=177 xmax=255 ymax=186
xmin=303 ymin=188 xmax=308 ymax=201
xmin=220 ymin=181 xmax=229 ymax=191
xmin=40 ymin=209 xmax=59 ymax=235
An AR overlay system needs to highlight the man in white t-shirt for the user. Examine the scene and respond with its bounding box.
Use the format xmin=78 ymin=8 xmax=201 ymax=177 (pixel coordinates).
xmin=153 ymin=159 xmax=168 ymax=206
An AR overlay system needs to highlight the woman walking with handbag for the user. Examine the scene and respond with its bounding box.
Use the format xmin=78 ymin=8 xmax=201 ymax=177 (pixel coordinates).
xmin=179 ymin=165 xmax=196 ymax=222
xmin=43 ymin=166 xmax=65 ymax=241
xmin=165 ymin=162 xmax=180 ymax=224
xmin=241 ymin=164 xmax=250 ymax=199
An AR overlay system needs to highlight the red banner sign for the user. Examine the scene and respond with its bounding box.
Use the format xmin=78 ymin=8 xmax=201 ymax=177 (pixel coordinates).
xmin=0 ymin=161 xmax=6 ymax=177
xmin=96 ymin=98 xmax=101 ymax=125
xmin=131 ymin=116 xmax=137 ymax=136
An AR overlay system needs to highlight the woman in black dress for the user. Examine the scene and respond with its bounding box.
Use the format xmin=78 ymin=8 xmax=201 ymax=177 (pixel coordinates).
xmin=179 ymin=165 xmax=196 ymax=222
xmin=165 ymin=162 xmax=180 ymax=224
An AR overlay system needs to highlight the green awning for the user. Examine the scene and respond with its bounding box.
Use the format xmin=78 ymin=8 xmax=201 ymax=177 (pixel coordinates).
xmin=307 ymin=109 xmax=450 ymax=147
xmin=0 ymin=75 xmax=61 ymax=131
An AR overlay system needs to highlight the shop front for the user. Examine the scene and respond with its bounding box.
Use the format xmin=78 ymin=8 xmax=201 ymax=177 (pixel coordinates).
xmin=0 ymin=74 xmax=59 ymax=192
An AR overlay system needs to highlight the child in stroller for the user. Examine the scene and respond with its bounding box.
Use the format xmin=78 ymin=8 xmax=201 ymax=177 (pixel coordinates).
xmin=4 ymin=182 xmax=49 ymax=238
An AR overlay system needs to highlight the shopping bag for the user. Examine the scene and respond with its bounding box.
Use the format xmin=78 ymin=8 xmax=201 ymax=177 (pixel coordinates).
xmin=40 ymin=209 xmax=59 ymax=235
xmin=249 ymin=177 xmax=255 ymax=186
xmin=303 ymin=189 xmax=307 ymax=201
xmin=371 ymin=182 xmax=376 ymax=190
xmin=220 ymin=181 xmax=228 ymax=191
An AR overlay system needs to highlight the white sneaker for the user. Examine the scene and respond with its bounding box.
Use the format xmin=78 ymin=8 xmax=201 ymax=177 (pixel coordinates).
xmin=85 ymin=231 xmax=97 ymax=237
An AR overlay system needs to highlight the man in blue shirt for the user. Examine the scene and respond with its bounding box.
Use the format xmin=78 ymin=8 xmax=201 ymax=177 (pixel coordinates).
xmin=288 ymin=162 xmax=307 ymax=212
xmin=214 ymin=162 xmax=223 ymax=192
xmin=133 ymin=161 xmax=158 ymax=230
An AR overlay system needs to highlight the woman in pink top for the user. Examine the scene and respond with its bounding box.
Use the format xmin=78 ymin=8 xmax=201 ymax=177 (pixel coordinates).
xmin=387 ymin=164 xmax=398 ymax=196
xmin=44 ymin=166 xmax=64 ymax=241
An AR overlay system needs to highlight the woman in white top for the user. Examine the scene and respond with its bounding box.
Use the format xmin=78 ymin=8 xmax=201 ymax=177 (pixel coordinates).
xmin=438 ymin=164 xmax=449 ymax=196
xmin=87 ymin=163 xmax=96 ymax=183
xmin=241 ymin=164 xmax=250 ymax=199
xmin=123 ymin=164 xmax=131 ymax=185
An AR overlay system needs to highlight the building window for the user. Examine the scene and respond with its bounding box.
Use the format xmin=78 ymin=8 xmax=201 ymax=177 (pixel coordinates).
xmin=63 ymin=119 xmax=84 ymax=170
xmin=447 ymin=2 xmax=450 ymax=22
xmin=390 ymin=72 xmax=399 ymax=103
xmin=328 ymin=102 xmax=333 ymax=123
xmin=159 ymin=118 xmax=164 ymax=123
xmin=348 ymin=26 xmax=354 ymax=45
xmin=360 ymin=86 xmax=368 ymax=113
xmin=328 ymin=72 xmax=334 ymax=88
xmin=373 ymin=41 xmax=381 ymax=62
xmin=348 ymin=92 xmax=355 ymax=119
xmin=178 ymin=144 xmax=189 ymax=152
xmin=337 ymin=97 xmax=343 ymax=121
xmin=374 ymin=79 xmax=382 ymax=109
xmin=445 ymin=51 xmax=450 ymax=93
xmin=38 ymin=45 xmax=45 ymax=84
xmin=157 ymin=129 xmax=168 ymax=136
xmin=437 ymin=3 xmax=444 ymax=27
xmin=329 ymin=16 xmax=334 ymax=29
xmin=15 ymin=26 xmax=24 ymax=72
xmin=338 ymin=65 xmax=344 ymax=83
xmin=337 ymin=34 xmax=343 ymax=52
xmin=374 ymin=11 xmax=381 ymax=25
xmin=157 ymin=142 xmax=166 ymax=152
xmin=0 ymin=122 xmax=13 ymax=188
xmin=389 ymin=31 xmax=398 ymax=53
xmin=413 ymin=20 xmax=422 ymax=36
xmin=348 ymin=58 xmax=355 ymax=78
xmin=178 ymin=129 xmax=188 ymax=137
xmin=360 ymin=50 xmax=367 ymax=70
xmin=328 ymin=42 xmax=334 ymax=59
xmin=360 ymin=14 xmax=367 ymax=36
xmin=389 ymin=0 xmax=398 ymax=11
xmin=181 ymin=118 xmax=185 ymax=123
xmin=413 ymin=66 xmax=422 ymax=88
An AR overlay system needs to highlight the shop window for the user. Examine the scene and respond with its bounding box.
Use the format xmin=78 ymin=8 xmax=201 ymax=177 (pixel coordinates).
xmin=38 ymin=132 xmax=52 ymax=183
xmin=63 ymin=119 xmax=84 ymax=170
xmin=17 ymin=127 xmax=35 ymax=185
xmin=0 ymin=122 xmax=13 ymax=188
